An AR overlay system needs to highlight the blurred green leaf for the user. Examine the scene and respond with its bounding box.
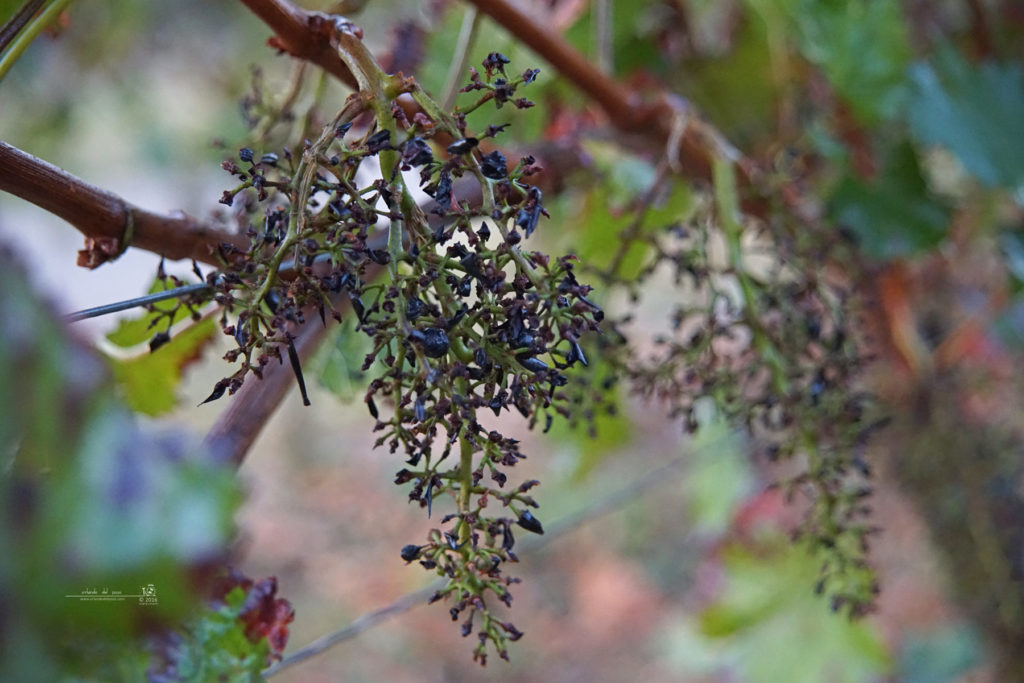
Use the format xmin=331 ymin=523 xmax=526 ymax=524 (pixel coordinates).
xmin=147 ymin=570 xmax=293 ymax=681
xmin=417 ymin=2 xmax=467 ymax=99
xmin=53 ymin=411 xmax=239 ymax=570
xmin=568 ymin=189 xmax=647 ymax=279
xmin=909 ymin=46 xmax=1024 ymax=189
xmin=699 ymin=540 xmax=891 ymax=682
xmin=0 ymin=246 xmax=241 ymax=679
xmin=677 ymin=9 xmax=780 ymax=145
xmin=110 ymin=316 xmax=218 ymax=416
xmin=790 ymin=0 xmax=910 ymax=124
xmin=829 ymin=141 xmax=950 ymax=260
xmin=602 ymin=154 xmax=659 ymax=211
xmin=1002 ymin=233 xmax=1024 ymax=284
xmin=562 ymin=154 xmax=694 ymax=279
xmin=546 ymin=374 xmax=631 ymax=482
xmin=686 ymin=404 xmax=753 ymax=535
xmin=658 ymin=616 xmax=726 ymax=676
xmin=562 ymin=0 xmax=662 ymax=78
xmin=315 ymin=316 xmax=368 ymax=401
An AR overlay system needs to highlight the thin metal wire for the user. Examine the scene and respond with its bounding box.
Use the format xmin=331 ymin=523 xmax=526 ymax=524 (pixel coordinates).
xmin=63 ymin=228 xmax=396 ymax=324
xmin=64 ymin=254 xmax=323 ymax=323
xmin=263 ymin=455 xmax=695 ymax=677
xmin=64 ymin=282 xmax=213 ymax=322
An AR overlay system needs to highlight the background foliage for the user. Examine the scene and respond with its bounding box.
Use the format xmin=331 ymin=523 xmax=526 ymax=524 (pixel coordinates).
xmin=2 ymin=0 xmax=1024 ymax=681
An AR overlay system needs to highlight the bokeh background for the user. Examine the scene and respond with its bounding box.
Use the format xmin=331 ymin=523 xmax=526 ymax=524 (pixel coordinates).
xmin=4 ymin=1 xmax=1020 ymax=680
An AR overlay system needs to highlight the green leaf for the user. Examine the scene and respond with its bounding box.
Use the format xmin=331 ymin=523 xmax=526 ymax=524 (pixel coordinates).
xmin=584 ymin=141 xmax=659 ymax=211
xmin=562 ymin=0 xmax=664 ymax=78
xmin=105 ymin=278 xmax=201 ymax=348
xmin=909 ymin=46 xmax=1024 ymax=189
xmin=790 ymin=0 xmax=911 ymax=124
xmin=155 ymin=572 xmax=292 ymax=681
xmin=686 ymin=404 xmax=754 ymax=535
xmin=109 ymin=316 xmax=218 ymax=416
xmin=169 ymin=587 xmax=270 ymax=682
xmin=559 ymin=153 xmax=694 ymax=279
xmin=675 ymin=7 xmax=780 ymax=144
xmin=55 ymin=412 xmax=240 ymax=570
xmin=698 ymin=540 xmax=891 ymax=683
xmin=566 ymin=190 xmax=646 ymax=278
xmin=314 ymin=316 xmax=369 ymax=401
xmin=829 ymin=141 xmax=950 ymax=260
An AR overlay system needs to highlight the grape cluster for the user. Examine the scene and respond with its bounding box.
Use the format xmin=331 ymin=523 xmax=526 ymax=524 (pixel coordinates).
xmin=205 ymin=43 xmax=601 ymax=662
xmin=595 ymin=179 xmax=881 ymax=616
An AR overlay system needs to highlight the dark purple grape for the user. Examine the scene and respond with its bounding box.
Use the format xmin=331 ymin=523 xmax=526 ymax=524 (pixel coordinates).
xmin=365 ymin=129 xmax=392 ymax=153
xmin=447 ymin=137 xmax=478 ymax=155
xmin=480 ymin=150 xmax=507 ymax=180
xmin=418 ymin=327 xmax=450 ymax=358
xmin=516 ymin=511 xmax=544 ymax=535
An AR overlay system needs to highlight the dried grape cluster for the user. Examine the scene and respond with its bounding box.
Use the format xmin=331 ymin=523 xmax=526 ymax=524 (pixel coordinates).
xmin=595 ymin=166 xmax=881 ymax=616
xmin=202 ymin=25 xmax=600 ymax=662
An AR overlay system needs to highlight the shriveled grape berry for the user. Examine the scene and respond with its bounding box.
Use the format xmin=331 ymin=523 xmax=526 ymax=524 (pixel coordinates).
xmin=447 ymin=137 xmax=478 ymax=155
xmin=149 ymin=331 xmax=171 ymax=352
xmin=406 ymin=296 xmax=425 ymax=320
xmin=480 ymin=150 xmax=507 ymax=180
xmin=420 ymin=327 xmax=450 ymax=358
xmin=516 ymin=511 xmax=544 ymax=535
xmin=366 ymin=129 xmax=392 ymax=153
xmin=517 ymin=355 xmax=548 ymax=373
xmin=402 ymin=136 xmax=433 ymax=167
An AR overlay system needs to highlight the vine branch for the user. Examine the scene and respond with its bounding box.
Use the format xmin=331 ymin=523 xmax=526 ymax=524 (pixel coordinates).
xmin=463 ymin=0 xmax=748 ymax=188
xmin=0 ymin=140 xmax=244 ymax=267
xmin=0 ymin=0 xmax=46 ymax=54
xmin=238 ymin=0 xmax=768 ymax=212
xmin=238 ymin=0 xmax=358 ymax=89
xmin=203 ymin=301 xmax=339 ymax=466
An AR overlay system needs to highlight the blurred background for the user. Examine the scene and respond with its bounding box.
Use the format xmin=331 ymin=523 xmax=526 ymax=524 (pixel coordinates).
xmin=3 ymin=0 xmax=1023 ymax=681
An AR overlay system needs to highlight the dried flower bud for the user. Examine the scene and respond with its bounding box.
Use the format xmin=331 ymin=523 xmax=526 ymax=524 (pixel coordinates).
xmin=149 ymin=331 xmax=171 ymax=353
xmin=480 ymin=150 xmax=508 ymax=180
xmin=400 ymin=544 xmax=423 ymax=562
xmin=517 ymin=355 xmax=548 ymax=373
xmin=482 ymin=52 xmax=511 ymax=75
xmin=402 ymin=136 xmax=434 ymax=167
xmin=406 ymin=296 xmax=425 ymax=320
xmin=365 ymin=129 xmax=392 ymax=154
xmin=199 ymin=379 xmax=230 ymax=406
xmin=447 ymin=137 xmax=479 ymax=155
xmin=516 ymin=511 xmax=544 ymax=535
